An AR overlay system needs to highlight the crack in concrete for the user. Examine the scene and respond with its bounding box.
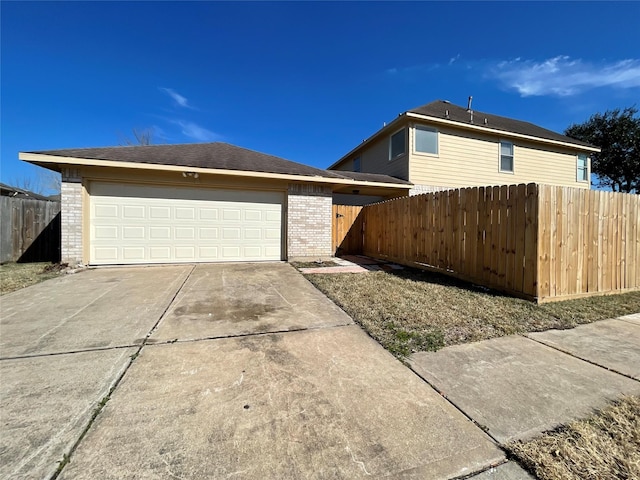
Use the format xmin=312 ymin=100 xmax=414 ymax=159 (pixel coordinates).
xmin=141 ymin=322 xmax=356 ymax=348
xmin=0 ymin=344 xmax=139 ymax=361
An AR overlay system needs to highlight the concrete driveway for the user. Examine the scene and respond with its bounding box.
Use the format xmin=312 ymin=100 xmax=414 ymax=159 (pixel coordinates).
xmin=1 ymin=263 xmax=503 ymax=480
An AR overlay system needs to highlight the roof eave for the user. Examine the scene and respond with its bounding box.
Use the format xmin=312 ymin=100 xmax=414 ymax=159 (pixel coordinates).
xmin=19 ymin=153 xmax=412 ymax=191
xmin=327 ymin=114 xmax=408 ymax=169
xmin=406 ymin=112 xmax=601 ymax=152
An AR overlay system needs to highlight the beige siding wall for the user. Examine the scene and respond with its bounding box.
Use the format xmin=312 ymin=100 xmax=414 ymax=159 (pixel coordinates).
xmin=334 ymin=130 xmax=409 ymax=180
xmin=409 ymin=124 xmax=590 ymax=189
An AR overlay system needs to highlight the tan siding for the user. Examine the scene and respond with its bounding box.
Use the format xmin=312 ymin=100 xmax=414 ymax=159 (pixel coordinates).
xmin=409 ymin=125 xmax=590 ymax=189
xmin=334 ymin=129 xmax=409 ymax=180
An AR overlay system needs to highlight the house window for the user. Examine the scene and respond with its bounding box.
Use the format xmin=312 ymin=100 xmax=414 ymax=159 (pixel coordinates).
xmin=500 ymin=141 xmax=514 ymax=172
xmin=389 ymin=129 xmax=406 ymax=160
xmin=577 ymin=154 xmax=589 ymax=182
xmin=353 ymin=157 xmax=361 ymax=172
xmin=415 ymin=126 xmax=438 ymax=155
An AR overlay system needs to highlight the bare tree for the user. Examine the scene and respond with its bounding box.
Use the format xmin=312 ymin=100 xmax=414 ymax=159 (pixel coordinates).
xmin=11 ymin=168 xmax=61 ymax=196
xmin=119 ymin=127 xmax=155 ymax=146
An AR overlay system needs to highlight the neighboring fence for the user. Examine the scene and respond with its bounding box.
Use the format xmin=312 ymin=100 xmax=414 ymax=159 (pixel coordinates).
xmin=333 ymin=184 xmax=640 ymax=303
xmin=0 ymin=196 xmax=61 ymax=263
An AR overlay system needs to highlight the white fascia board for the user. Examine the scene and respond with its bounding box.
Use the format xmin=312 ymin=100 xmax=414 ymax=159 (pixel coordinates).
xmin=19 ymin=153 xmax=411 ymax=191
xmin=406 ymin=112 xmax=601 ymax=153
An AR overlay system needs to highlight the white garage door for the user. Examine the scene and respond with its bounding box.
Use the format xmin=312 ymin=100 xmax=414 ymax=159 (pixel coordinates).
xmin=89 ymin=182 xmax=283 ymax=265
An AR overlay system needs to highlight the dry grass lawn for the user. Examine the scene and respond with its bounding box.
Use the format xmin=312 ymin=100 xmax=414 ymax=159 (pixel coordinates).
xmin=0 ymin=262 xmax=64 ymax=295
xmin=305 ymin=268 xmax=640 ymax=357
xmin=507 ymin=395 xmax=640 ymax=480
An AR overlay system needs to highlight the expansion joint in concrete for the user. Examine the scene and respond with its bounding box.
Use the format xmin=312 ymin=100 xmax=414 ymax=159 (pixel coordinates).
xmin=522 ymin=333 xmax=640 ymax=384
xmin=50 ymin=264 xmax=197 ymax=480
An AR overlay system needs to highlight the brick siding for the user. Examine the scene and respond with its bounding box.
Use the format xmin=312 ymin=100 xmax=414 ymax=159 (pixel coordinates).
xmin=287 ymin=183 xmax=332 ymax=259
xmin=61 ymin=168 xmax=83 ymax=265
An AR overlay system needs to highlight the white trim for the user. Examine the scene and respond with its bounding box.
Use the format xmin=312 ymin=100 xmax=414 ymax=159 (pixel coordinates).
xmin=576 ymin=153 xmax=589 ymax=183
xmin=407 ymin=112 xmax=601 ymax=152
xmin=499 ymin=139 xmax=514 ymax=174
xmin=19 ymin=152 xmax=411 ymax=191
xmin=413 ymin=124 xmax=439 ymax=156
xmin=328 ymin=111 xmax=599 ymax=171
xmin=389 ymin=127 xmax=407 ymax=161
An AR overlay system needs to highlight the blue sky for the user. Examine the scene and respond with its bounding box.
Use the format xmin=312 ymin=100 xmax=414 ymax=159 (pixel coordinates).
xmin=2 ymin=1 xmax=639 ymax=193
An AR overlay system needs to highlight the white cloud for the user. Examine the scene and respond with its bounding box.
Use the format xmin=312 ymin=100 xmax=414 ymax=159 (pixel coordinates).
xmin=159 ymin=87 xmax=193 ymax=109
xmin=491 ymin=56 xmax=640 ymax=97
xmin=448 ymin=54 xmax=460 ymax=66
xmin=172 ymin=120 xmax=220 ymax=142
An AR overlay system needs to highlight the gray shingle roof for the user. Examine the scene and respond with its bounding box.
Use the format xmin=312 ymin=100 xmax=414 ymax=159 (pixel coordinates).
xmin=409 ymin=100 xmax=595 ymax=148
xmin=30 ymin=142 xmax=411 ymax=185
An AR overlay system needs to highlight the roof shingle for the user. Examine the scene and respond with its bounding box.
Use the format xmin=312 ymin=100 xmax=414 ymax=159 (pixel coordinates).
xmin=30 ymin=142 xmax=411 ymax=185
xmin=409 ymin=100 xmax=595 ymax=148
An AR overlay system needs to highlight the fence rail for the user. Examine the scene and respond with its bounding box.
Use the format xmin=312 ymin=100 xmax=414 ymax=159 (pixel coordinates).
xmin=0 ymin=197 xmax=61 ymax=263
xmin=333 ymin=184 xmax=639 ymax=302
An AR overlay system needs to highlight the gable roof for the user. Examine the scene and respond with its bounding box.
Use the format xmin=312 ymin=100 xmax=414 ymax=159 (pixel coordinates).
xmin=409 ymin=100 xmax=595 ymax=148
xmin=22 ymin=142 xmax=411 ymax=187
xmin=329 ymin=99 xmax=599 ymax=169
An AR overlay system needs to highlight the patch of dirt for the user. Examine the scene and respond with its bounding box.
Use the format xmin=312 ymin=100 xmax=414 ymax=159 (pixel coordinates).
xmin=291 ymin=261 xmax=339 ymax=269
xmin=0 ymin=262 xmax=65 ymax=295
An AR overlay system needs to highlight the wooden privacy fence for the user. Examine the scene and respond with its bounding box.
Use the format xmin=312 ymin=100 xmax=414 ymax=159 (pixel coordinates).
xmin=332 ymin=205 xmax=364 ymax=255
xmin=0 ymin=196 xmax=61 ymax=263
xmin=333 ymin=184 xmax=640 ymax=303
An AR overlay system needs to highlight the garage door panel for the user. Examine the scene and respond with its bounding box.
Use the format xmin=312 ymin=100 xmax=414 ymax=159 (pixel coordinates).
xmin=123 ymin=226 xmax=145 ymax=239
xmin=221 ymin=246 xmax=241 ymax=258
xmin=199 ymin=209 xmax=218 ymax=220
xmin=94 ymin=247 xmax=118 ymax=262
xmin=150 ymin=247 xmax=171 ymax=260
xmin=123 ymin=247 xmax=145 ymax=260
xmin=265 ymin=210 xmax=280 ymax=222
xmin=176 ymin=207 xmax=195 ymax=220
xmin=95 ymin=226 xmax=118 ymax=239
xmin=95 ymin=205 xmax=118 ymax=218
xmin=123 ymin=206 xmax=145 ymax=218
xmin=150 ymin=207 xmax=170 ymax=219
xmin=199 ymin=228 xmax=218 ymax=239
xmin=244 ymin=228 xmax=262 ymax=240
xmin=175 ymin=228 xmax=195 ymax=240
xmin=222 ymin=228 xmax=240 ymax=240
xmin=199 ymin=246 xmax=219 ymax=259
xmin=90 ymin=183 xmax=282 ymax=265
xmin=222 ymin=209 xmax=241 ymax=221
xmin=150 ymin=227 xmax=171 ymax=239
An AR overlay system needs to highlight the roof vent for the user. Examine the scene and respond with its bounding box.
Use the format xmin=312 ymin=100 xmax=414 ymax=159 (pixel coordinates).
xmin=467 ymin=96 xmax=473 ymax=124
xmin=484 ymin=118 xmax=488 ymax=125
xmin=443 ymin=100 xmax=451 ymax=104
xmin=445 ymin=109 xmax=450 ymax=119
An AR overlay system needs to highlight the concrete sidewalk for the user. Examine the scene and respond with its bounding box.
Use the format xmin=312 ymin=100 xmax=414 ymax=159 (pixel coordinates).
xmin=410 ymin=315 xmax=640 ymax=445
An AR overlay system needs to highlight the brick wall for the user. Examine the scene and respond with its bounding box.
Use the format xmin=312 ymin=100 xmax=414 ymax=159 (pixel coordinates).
xmin=61 ymin=168 xmax=83 ymax=265
xmin=287 ymin=183 xmax=332 ymax=259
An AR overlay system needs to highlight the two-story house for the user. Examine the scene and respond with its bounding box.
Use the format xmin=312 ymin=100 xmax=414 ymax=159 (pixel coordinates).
xmin=329 ymin=99 xmax=600 ymax=195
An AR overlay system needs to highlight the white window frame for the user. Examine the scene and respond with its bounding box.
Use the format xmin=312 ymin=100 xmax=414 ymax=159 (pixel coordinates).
xmin=389 ymin=128 xmax=406 ymax=161
xmin=499 ymin=140 xmax=514 ymax=174
xmin=353 ymin=156 xmax=361 ymax=172
xmin=577 ymin=153 xmax=589 ymax=183
xmin=413 ymin=125 xmax=439 ymax=156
